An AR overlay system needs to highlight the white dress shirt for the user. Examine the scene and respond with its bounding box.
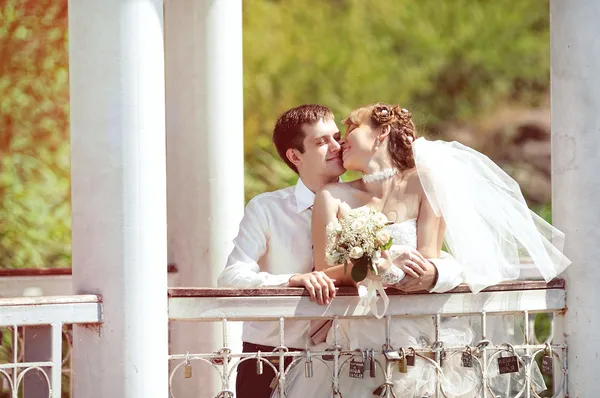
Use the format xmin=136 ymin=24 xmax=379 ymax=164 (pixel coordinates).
xmin=218 ymin=178 xmax=464 ymax=349
xmin=218 ymin=179 xmax=316 ymax=348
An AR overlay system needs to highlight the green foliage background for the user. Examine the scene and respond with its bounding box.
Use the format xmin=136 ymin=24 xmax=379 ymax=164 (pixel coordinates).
xmin=1 ymin=0 xmax=70 ymax=269
xmin=0 ymin=0 xmax=551 ymax=268
xmin=243 ymin=0 xmax=550 ymax=201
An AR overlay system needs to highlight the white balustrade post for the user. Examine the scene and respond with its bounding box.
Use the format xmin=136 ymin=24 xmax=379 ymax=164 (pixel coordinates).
xmin=69 ymin=0 xmax=168 ymax=397
xmin=550 ymin=1 xmax=600 ymax=396
xmin=50 ymin=322 xmax=63 ymax=398
xmin=164 ymin=0 xmax=244 ymax=397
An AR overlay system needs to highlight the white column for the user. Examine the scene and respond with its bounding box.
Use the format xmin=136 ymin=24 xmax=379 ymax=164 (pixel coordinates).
xmin=69 ymin=1 xmax=168 ymax=397
xmin=550 ymin=1 xmax=600 ymax=396
xmin=164 ymin=0 xmax=244 ymax=397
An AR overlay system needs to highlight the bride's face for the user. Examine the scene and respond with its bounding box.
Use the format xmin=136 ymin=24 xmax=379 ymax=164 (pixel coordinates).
xmin=342 ymin=122 xmax=378 ymax=171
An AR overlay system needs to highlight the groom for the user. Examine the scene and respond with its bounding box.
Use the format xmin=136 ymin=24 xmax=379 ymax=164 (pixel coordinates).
xmin=218 ymin=104 xmax=463 ymax=398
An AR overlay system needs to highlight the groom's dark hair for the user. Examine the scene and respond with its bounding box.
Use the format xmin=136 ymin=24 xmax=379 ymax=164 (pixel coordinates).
xmin=273 ymin=104 xmax=334 ymax=174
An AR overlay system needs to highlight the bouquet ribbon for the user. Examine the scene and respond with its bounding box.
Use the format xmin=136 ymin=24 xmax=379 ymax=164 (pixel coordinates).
xmin=356 ymin=246 xmax=411 ymax=318
xmin=357 ymin=278 xmax=390 ymax=319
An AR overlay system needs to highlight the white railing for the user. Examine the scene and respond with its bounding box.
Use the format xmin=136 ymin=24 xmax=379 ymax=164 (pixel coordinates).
xmin=0 ymin=295 xmax=102 ymax=397
xmin=0 ymin=280 xmax=566 ymax=397
xmin=168 ymin=280 xmax=567 ymax=398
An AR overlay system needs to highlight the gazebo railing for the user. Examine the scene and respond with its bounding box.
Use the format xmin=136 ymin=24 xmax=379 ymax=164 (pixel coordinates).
xmin=0 ymin=295 xmax=102 ymax=398
xmin=168 ymin=280 xmax=566 ymax=398
xmin=0 ymin=280 xmax=566 ymax=397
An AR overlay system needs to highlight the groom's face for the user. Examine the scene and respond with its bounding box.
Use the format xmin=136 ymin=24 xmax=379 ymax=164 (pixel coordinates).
xmin=296 ymin=118 xmax=345 ymax=179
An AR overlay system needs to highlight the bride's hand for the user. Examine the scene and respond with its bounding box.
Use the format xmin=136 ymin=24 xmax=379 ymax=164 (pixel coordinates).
xmin=378 ymin=248 xmax=428 ymax=279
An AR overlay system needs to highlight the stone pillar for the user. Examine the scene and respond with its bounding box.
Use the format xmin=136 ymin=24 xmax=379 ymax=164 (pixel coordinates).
xmin=69 ymin=0 xmax=168 ymax=396
xmin=550 ymin=0 xmax=600 ymax=396
xmin=164 ymin=0 xmax=244 ymax=396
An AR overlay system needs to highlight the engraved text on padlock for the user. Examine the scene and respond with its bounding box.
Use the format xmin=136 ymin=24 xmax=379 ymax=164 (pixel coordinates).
xmin=498 ymin=355 xmax=519 ymax=374
xmin=349 ymin=358 xmax=365 ymax=379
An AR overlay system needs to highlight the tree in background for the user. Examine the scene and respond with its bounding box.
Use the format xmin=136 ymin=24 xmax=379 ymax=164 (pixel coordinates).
xmin=0 ymin=0 xmax=551 ymax=268
xmin=0 ymin=0 xmax=70 ymax=268
xmin=243 ymin=0 xmax=550 ymax=202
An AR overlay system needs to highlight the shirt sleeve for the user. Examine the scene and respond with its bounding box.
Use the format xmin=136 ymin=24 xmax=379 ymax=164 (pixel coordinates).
xmin=217 ymin=198 xmax=297 ymax=288
xmin=427 ymin=251 xmax=464 ymax=293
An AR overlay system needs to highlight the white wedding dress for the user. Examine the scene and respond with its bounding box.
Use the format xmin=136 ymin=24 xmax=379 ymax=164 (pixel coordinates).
xmin=273 ymin=138 xmax=569 ymax=398
xmin=279 ymin=220 xmax=479 ymax=398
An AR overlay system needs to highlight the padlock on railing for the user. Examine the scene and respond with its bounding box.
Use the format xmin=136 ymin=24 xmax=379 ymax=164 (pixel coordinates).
xmin=398 ymin=348 xmax=408 ymax=374
xmin=348 ymin=351 xmax=365 ymax=379
xmin=383 ymin=345 xmax=406 ymax=374
xmin=214 ymin=390 xmax=234 ymax=398
xmin=256 ymin=350 xmax=263 ymax=375
xmin=305 ymin=349 xmax=313 ymax=378
xmin=184 ymin=352 xmax=192 ymax=379
xmin=461 ymin=346 xmax=473 ymax=368
xmin=497 ymin=343 xmax=520 ymax=374
xmin=369 ymin=349 xmax=376 ymax=378
xmin=542 ymin=342 xmax=553 ymax=375
xmin=361 ymin=349 xmax=369 ymax=375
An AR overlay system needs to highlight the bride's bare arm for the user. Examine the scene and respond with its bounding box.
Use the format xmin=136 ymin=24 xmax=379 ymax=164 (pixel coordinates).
xmin=416 ymin=184 xmax=445 ymax=258
xmin=388 ymin=172 xmax=462 ymax=292
xmin=312 ymin=187 xmax=354 ymax=285
xmin=381 ymin=172 xmax=443 ymax=284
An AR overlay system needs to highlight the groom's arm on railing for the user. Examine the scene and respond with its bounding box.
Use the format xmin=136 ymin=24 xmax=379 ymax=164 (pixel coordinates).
xmin=217 ymin=198 xmax=335 ymax=304
xmin=217 ymin=198 xmax=295 ymax=287
xmin=427 ymin=251 xmax=464 ymax=292
xmin=393 ymin=251 xmax=463 ymax=293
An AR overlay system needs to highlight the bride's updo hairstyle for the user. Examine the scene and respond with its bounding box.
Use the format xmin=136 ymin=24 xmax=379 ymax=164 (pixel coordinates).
xmin=343 ymin=102 xmax=417 ymax=172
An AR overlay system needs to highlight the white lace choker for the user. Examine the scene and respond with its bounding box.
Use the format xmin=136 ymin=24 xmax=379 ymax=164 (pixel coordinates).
xmin=362 ymin=168 xmax=398 ymax=183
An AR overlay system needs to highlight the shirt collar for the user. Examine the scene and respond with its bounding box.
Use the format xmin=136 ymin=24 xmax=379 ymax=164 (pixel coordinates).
xmin=294 ymin=177 xmax=343 ymax=213
xmin=294 ymin=178 xmax=315 ymax=213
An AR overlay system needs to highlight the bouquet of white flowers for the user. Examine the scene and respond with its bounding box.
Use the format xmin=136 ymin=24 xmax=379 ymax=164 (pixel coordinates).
xmin=325 ymin=206 xmax=394 ymax=282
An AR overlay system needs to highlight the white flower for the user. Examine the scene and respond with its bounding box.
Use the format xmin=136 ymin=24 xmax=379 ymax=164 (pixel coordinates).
xmin=355 ymin=207 xmax=370 ymax=216
xmin=326 ymin=220 xmax=342 ymax=235
xmin=376 ymin=230 xmax=391 ymax=246
xmin=358 ymin=215 xmax=369 ymax=225
xmin=326 ymin=250 xmax=343 ymax=265
xmin=373 ymin=213 xmax=388 ymax=228
xmin=350 ymin=219 xmax=364 ymax=230
xmin=372 ymin=249 xmax=381 ymax=263
xmin=349 ymin=246 xmax=364 ymax=259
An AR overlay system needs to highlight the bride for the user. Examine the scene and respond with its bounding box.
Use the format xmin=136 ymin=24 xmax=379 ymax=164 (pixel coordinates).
xmin=277 ymin=103 xmax=570 ymax=398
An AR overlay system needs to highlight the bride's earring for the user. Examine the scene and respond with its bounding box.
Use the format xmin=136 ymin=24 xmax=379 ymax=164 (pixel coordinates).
xmin=374 ymin=138 xmax=380 ymax=151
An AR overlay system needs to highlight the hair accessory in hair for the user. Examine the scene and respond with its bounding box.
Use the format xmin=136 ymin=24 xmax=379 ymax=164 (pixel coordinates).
xmin=372 ymin=105 xmax=394 ymax=124
xmin=397 ymin=108 xmax=413 ymax=125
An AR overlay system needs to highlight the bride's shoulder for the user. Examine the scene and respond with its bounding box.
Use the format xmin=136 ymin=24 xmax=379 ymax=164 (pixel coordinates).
xmin=403 ymin=167 xmax=422 ymax=185
xmin=316 ymin=180 xmax=358 ymax=202
xmin=400 ymin=168 xmax=427 ymax=197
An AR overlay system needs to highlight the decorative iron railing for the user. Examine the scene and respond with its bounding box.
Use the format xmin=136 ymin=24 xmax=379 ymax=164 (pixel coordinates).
xmin=0 ymin=280 xmax=565 ymax=397
xmin=168 ymin=280 xmax=566 ymax=398
xmin=0 ymin=295 xmax=101 ymax=398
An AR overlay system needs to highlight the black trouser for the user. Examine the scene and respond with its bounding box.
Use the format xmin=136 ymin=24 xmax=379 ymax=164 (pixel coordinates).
xmin=235 ymin=342 xmax=300 ymax=398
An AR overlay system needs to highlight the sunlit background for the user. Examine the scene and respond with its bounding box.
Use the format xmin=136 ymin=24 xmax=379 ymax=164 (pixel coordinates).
xmin=1 ymin=0 xmax=552 ymax=270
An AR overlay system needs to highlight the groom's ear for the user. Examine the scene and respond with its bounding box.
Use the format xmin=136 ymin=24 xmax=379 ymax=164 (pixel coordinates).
xmin=286 ymin=148 xmax=302 ymax=169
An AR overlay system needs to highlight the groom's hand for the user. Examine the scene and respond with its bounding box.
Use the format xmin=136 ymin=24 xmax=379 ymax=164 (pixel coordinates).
xmin=393 ymin=260 xmax=438 ymax=292
xmin=288 ymin=271 xmax=336 ymax=305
